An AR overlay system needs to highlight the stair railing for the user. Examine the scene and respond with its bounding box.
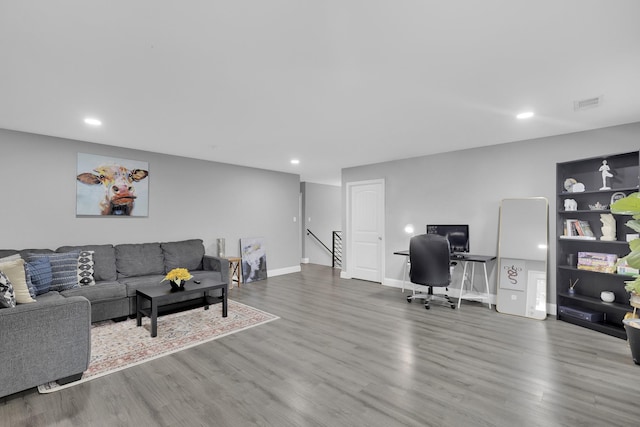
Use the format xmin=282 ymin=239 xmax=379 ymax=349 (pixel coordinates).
xmin=306 ymin=229 xmax=342 ymax=268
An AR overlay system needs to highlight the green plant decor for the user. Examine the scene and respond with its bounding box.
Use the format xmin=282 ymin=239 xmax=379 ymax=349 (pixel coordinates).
xmin=610 ymin=192 xmax=640 ymax=294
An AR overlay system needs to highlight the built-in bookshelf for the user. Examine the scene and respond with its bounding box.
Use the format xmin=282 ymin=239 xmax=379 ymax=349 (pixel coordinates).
xmin=556 ymin=151 xmax=639 ymax=339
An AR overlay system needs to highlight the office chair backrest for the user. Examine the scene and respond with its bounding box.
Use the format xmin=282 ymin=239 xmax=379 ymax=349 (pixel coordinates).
xmin=409 ymin=234 xmax=451 ymax=287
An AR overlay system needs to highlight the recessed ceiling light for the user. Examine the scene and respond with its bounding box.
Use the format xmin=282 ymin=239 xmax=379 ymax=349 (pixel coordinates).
xmin=290 ymin=159 xmax=300 ymax=165
xmin=516 ymin=111 xmax=534 ymax=119
xmin=84 ymin=117 xmax=102 ymax=126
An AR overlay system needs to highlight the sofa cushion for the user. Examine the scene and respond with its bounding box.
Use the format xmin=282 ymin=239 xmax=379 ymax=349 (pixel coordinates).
xmin=34 ymin=290 xmax=65 ymax=302
xmin=27 ymin=252 xmax=80 ymax=292
xmin=77 ymin=250 xmax=96 ymax=286
xmin=0 ymin=270 xmax=16 ymax=308
xmin=24 ymin=257 xmax=53 ymax=295
xmin=161 ymin=239 xmax=205 ymax=272
xmin=0 ymin=250 xmax=19 ymax=259
xmin=19 ymin=249 xmax=53 ymax=259
xmin=0 ymin=258 xmax=35 ymax=304
xmin=61 ymin=282 xmax=126 ymax=303
xmin=0 ymin=254 xmax=21 ymax=263
xmin=57 ymin=244 xmax=117 ymax=282
xmin=115 ymin=243 xmax=164 ymax=278
xmin=120 ymin=275 xmax=166 ymax=297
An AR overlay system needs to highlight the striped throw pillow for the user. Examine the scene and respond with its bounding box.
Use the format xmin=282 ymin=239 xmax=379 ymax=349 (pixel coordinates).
xmin=25 ymin=257 xmax=53 ymax=295
xmin=27 ymin=251 xmax=80 ymax=292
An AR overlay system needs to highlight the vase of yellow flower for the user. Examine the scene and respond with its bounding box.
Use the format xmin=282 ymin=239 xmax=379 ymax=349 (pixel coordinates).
xmin=162 ymin=268 xmax=193 ymax=291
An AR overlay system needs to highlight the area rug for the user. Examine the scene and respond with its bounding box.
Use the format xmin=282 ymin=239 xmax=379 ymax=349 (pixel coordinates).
xmin=38 ymin=300 xmax=278 ymax=393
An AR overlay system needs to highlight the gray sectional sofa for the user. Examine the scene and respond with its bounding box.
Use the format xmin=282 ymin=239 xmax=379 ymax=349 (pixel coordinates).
xmin=0 ymin=238 xmax=228 ymax=399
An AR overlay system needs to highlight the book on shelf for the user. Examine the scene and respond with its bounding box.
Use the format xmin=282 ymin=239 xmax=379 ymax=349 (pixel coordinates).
xmin=578 ymin=220 xmax=594 ymax=237
xmin=565 ymin=219 xmax=579 ymax=237
xmin=560 ymin=235 xmax=596 ymax=240
xmin=577 ymin=251 xmax=618 ymax=273
xmin=563 ymin=219 xmax=595 ymax=239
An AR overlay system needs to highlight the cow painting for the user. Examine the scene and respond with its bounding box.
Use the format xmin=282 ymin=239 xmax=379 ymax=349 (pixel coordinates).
xmin=76 ymin=154 xmax=149 ymax=216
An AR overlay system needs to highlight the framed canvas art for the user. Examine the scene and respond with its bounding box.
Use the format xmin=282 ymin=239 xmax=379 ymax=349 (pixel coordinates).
xmin=76 ymin=153 xmax=149 ymax=217
xmin=240 ymin=237 xmax=268 ymax=283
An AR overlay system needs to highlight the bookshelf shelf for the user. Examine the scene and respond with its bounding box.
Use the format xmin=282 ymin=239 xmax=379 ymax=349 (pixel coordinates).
xmin=557 ymin=291 xmax=631 ymax=311
xmin=558 ymin=186 xmax=639 ymax=196
xmin=556 ymin=151 xmax=640 ymax=339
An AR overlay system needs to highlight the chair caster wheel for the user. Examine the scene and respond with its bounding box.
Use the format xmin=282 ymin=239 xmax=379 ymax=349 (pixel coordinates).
xmin=450 ymin=304 xmax=456 ymax=309
xmin=425 ymin=305 xmax=430 ymax=310
xmin=407 ymin=296 xmax=412 ymax=303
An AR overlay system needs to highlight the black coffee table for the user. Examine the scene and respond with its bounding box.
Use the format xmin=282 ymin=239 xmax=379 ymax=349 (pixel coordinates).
xmin=136 ymin=279 xmax=228 ymax=337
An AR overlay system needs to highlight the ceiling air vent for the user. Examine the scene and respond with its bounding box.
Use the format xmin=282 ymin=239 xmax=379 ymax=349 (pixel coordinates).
xmin=574 ymin=96 xmax=603 ymax=111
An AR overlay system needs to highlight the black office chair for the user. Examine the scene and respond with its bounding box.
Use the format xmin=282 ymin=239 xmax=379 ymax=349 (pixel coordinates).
xmin=407 ymin=234 xmax=456 ymax=310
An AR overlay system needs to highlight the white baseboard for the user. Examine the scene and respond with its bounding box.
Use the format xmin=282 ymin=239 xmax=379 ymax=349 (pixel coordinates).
xmin=301 ymin=258 xmax=310 ymax=264
xmin=268 ymin=265 xmax=301 ymax=277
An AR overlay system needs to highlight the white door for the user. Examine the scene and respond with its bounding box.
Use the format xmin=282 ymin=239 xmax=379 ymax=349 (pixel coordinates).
xmin=347 ymin=180 xmax=384 ymax=282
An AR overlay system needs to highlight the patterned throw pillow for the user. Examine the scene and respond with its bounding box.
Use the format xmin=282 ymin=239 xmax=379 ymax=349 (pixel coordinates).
xmin=0 ymin=270 xmax=17 ymax=308
xmin=25 ymin=257 xmax=53 ymax=295
xmin=27 ymin=251 xmax=80 ymax=292
xmin=77 ymin=250 xmax=96 ymax=286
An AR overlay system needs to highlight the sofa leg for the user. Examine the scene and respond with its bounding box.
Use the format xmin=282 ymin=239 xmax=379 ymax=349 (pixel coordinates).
xmin=57 ymin=373 xmax=83 ymax=385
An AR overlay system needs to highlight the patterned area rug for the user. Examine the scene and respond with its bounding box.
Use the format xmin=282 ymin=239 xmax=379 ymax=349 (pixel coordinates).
xmin=38 ymin=300 xmax=278 ymax=393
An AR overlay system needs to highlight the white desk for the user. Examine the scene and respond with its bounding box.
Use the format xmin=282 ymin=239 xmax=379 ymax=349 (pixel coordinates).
xmin=394 ymin=251 xmax=495 ymax=309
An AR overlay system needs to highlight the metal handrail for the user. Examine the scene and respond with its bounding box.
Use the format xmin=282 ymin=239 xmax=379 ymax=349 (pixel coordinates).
xmin=307 ymin=229 xmax=343 ymax=268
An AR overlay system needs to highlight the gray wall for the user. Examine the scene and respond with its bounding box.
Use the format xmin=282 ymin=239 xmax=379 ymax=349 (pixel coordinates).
xmin=342 ymin=122 xmax=640 ymax=307
xmin=301 ymin=182 xmax=341 ymax=266
xmin=1 ymin=128 xmax=301 ymax=274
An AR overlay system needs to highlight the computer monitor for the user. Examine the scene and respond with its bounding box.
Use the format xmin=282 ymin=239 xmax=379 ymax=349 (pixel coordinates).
xmin=426 ymin=224 xmax=469 ymax=253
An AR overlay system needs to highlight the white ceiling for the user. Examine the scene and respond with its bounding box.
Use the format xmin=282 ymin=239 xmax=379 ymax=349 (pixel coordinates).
xmin=1 ymin=1 xmax=640 ymax=185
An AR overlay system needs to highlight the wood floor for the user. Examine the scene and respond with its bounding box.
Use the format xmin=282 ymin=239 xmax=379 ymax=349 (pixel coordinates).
xmin=2 ymin=264 xmax=640 ymax=426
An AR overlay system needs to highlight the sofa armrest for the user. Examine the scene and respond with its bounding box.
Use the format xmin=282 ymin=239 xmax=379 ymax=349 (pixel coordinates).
xmin=203 ymin=255 xmax=229 ymax=284
xmin=0 ymin=296 xmax=91 ymax=398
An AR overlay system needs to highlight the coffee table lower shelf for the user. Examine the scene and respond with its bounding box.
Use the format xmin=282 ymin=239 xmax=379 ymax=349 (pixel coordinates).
xmin=136 ymin=280 xmax=228 ymax=337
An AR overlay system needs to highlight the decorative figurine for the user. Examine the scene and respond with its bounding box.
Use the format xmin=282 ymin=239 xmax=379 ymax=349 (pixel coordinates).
xmin=564 ymin=199 xmax=577 ymax=211
xmin=599 ymin=160 xmax=613 ymax=190
xmin=600 ymin=213 xmax=616 ymax=241
xmin=564 ymin=178 xmax=577 ymax=191
xmin=588 ymin=202 xmax=608 ymax=210
xmin=564 ymin=178 xmax=585 ymax=192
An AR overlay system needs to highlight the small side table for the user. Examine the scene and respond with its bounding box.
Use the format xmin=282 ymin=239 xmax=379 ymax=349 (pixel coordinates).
xmin=226 ymin=257 xmax=242 ymax=287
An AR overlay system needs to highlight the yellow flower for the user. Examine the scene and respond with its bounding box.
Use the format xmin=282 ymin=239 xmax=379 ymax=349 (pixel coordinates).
xmin=162 ymin=268 xmax=193 ymax=283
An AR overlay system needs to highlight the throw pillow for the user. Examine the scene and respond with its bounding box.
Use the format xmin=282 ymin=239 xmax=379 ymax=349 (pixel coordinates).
xmin=27 ymin=251 xmax=80 ymax=292
xmin=24 ymin=268 xmax=37 ymax=299
xmin=0 ymin=270 xmax=16 ymax=308
xmin=0 ymin=259 xmax=35 ymax=304
xmin=77 ymin=250 xmax=96 ymax=286
xmin=0 ymin=254 xmax=21 ymax=263
xmin=25 ymin=257 xmax=53 ymax=295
